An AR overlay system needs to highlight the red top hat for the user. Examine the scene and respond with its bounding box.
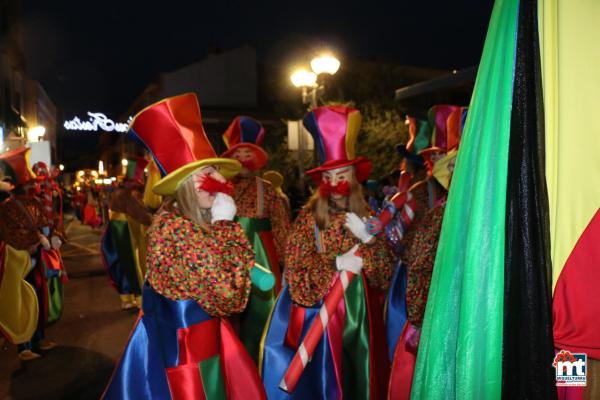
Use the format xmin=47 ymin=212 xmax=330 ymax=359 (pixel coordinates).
xmin=0 ymin=147 xmax=35 ymax=186
xmin=303 ymin=106 xmax=372 ymax=183
xmin=128 ymin=93 xmax=241 ymax=195
xmin=221 ymin=116 xmax=268 ymax=170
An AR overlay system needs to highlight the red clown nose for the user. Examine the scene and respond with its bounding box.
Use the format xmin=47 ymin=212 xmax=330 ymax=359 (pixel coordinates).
xmin=238 ymin=159 xmax=257 ymax=171
xmin=196 ymin=174 xmax=234 ymax=196
xmin=319 ymin=180 xmax=351 ymax=197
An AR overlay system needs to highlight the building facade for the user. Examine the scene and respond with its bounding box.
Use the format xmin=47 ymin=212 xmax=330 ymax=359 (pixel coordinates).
xmin=1 ymin=0 xmax=58 ymax=162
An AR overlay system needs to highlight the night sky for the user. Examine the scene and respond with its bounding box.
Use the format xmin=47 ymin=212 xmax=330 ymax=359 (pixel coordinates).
xmin=21 ymin=0 xmax=495 ymax=115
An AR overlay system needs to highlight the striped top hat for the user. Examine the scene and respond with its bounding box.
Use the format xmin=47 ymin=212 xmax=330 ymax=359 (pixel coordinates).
xmin=124 ymin=156 xmax=149 ymax=186
xmin=418 ymin=105 xmax=467 ymax=156
xmin=221 ymin=116 xmax=268 ymax=170
xmin=303 ymin=105 xmax=372 ymax=183
xmin=396 ymin=117 xmax=432 ymax=166
xmin=128 ymin=93 xmax=241 ymax=196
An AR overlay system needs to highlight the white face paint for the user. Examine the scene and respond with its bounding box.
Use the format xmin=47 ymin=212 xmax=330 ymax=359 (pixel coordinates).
xmin=231 ymin=147 xmax=257 ymax=176
xmin=322 ymin=166 xmax=355 ymax=200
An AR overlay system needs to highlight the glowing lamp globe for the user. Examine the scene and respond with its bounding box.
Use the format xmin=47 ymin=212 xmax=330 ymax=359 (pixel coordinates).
xmin=291 ymin=70 xmax=317 ymax=88
xmin=310 ymin=55 xmax=340 ymax=75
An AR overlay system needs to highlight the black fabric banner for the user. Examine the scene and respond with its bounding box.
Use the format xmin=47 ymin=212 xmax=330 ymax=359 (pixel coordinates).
xmin=502 ymin=0 xmax=557 ymax=398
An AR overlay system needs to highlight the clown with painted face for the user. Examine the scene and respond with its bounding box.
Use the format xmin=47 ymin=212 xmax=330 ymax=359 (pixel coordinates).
xmin=260 ymin=106 xmax=394 ymax=399
xmin=0 ymin=148 xmax=61 ymax=361
xmin=220 ymin=116 xmax=291 ymax=364
xmin=103 ymin=94 xmax=267 ymax=400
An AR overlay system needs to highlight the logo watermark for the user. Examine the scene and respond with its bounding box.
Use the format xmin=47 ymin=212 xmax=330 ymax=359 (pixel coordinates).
xmin=553 ymin=350 xmax=586 ymax=387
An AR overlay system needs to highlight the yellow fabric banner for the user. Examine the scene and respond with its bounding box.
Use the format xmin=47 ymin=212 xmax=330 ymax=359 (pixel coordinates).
xmin=539 ymin=0 xmax=600 ymax=289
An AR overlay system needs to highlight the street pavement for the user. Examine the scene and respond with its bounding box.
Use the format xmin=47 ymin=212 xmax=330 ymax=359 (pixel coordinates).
xmin=0 ymin=215 xmax=138 ymax=400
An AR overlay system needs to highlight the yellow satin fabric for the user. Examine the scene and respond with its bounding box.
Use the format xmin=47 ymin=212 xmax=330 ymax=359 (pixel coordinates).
xmin=539 ymin=0 xmax=600 ymax=290
xmin=143 ymin=160 xmax=163 ymax=210
xmin=126 ymin=216 xmax=148 ymax=286
xmin=0 ymin=245 xmax=39 ymax=344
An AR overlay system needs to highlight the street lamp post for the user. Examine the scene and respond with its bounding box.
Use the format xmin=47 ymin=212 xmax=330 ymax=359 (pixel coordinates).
xmin=290 ymin=54 xmax=340 ymax=109
xmin=289 ymin=53 xmax=341 ymax=197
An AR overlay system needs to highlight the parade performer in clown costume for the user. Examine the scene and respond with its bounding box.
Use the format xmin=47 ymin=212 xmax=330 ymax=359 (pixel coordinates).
xmin=0 ymin=168 xmax=40 ymax=361
xmin=378 ymin=105 xmax=466 ymax=399
xmin=220 ymin=116 xmax=290 ymax=363
xmin=103 ymin=93 xmax=266 ymax=400
xmin=260 ymin=105 xmax=393 ymax=399
xmin=101 ymin=157 xmax=152 ymax=309
xmin=29 ymin=161 xmax=68 ymax=325
xmin=0 ymin=148 xmax=62 ymax=361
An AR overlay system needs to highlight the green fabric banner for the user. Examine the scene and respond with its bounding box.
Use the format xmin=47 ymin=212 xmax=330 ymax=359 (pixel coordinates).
xmin=411 ymin=0 xmax=519 ymax=398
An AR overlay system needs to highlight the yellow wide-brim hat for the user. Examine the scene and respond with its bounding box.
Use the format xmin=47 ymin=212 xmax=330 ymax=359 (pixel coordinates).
xmin=152 ymin=157 xmax=240 ymax=196
xmin=128 ymin=93 xmax=241 ymax=196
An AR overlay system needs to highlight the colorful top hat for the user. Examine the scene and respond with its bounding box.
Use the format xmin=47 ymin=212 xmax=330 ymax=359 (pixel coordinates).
xmin=128 ymin=93 xmax=241 ymax=196
xmin=124 ymin=156 xmax=149 ymax=186
xmin=221 ymin=116 xmax=268 ymax=170
xmin=396 ymin=117 xmax=432 ymax=166
xmin=0 ymin=147 xmax=35 ymax=186
xmin=303 ymin=105 xmax=372 ymax=183
xmin=418 ymin=105 xmax=467 ymax=156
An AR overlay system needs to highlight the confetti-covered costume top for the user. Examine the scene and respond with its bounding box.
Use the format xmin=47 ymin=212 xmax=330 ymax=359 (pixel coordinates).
xmin=403 ymin=203 xmax=445 ymax=327
xmin=146 ymin=207 xmax=255 ymax=317
xmin=285 ymin=207 xmax=394 ymax=307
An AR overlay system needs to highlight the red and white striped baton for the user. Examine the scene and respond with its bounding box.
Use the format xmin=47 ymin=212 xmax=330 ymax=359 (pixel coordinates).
xmin=279 ymin=269 xmax=356 ymax=393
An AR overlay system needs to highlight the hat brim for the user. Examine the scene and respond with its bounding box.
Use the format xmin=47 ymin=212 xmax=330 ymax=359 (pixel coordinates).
xmin=152 ymin=158 xmax=241 ymax=196
xmin=306 ymin=157 xmax=372 ymax=183
xmin=221 ymin=143 xmax=268 ymax=171
xmin=262 ymin=170 xmax=284 ymax=188
xmin=417 ymin=146 xmax=444 ymax=157
xmin=396 ymin=144 xmax=425 ymax=166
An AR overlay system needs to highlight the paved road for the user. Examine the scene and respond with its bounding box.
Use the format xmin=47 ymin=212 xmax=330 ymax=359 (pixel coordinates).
xmin=0 ymin=215 xmax=138 ymax=400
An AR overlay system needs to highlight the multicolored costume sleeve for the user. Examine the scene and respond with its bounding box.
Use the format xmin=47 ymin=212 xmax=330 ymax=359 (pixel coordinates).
xmin=260 ymin=208 xmax=393 ymax=399
xmin=103 ymin=209 xmax=266 ymax=400
xmin=147 ymin=211 xmax=253 ymax=317
xmin=264 ymin=182 xmax=291 ymax=262
xmin=402 ymin=204 xmax=444 ymax=328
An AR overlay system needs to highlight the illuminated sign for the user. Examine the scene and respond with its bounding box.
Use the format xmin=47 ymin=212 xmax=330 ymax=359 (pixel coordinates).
xmin=63 ymin=112 xmax=132 ymax=133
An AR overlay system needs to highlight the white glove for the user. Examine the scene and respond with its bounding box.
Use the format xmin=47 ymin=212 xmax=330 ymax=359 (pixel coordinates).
xmin=335 ymin=244 xmax=363 ymax=274
xmin=344 ymin=212 xmax=374 ymax=244
xmin=210 ymin=193 xmax=237 ymax=223
xmin=51 ymin=236 xmax=62 ymax=250
xmin=39 ymin=235 xmax=51 ymax=250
